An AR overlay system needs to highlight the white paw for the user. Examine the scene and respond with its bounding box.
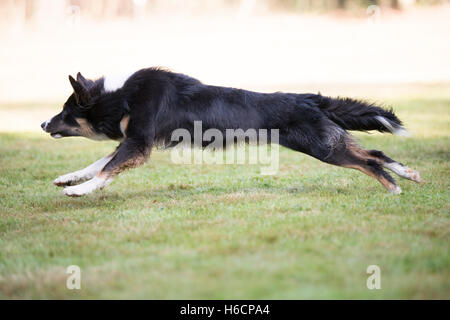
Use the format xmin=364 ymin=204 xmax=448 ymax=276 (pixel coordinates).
xmin=405 ymin=168 xmax=421 ymax=183
xmin=54 ymin=172 xmax=85 ymax=187
xmin=389 ymin=185 xmax=402 ymax=195
xmin=62 ymin=177 xmax=108 ymax=197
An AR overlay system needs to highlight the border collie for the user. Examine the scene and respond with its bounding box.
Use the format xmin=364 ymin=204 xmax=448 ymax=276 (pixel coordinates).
xmin=41 ymin=68 xmax=420 ymax=197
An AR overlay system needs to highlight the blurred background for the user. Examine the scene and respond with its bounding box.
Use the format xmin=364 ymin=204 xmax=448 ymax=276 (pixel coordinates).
xmin=1 ymin=1 xmax=449 ymax=300
xmin=0 ymin=0 xmax=449 ymax=130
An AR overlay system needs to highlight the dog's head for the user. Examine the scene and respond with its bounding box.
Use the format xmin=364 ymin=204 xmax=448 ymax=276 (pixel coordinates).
xmin=41 ymin=73 xmax=127 ymax=140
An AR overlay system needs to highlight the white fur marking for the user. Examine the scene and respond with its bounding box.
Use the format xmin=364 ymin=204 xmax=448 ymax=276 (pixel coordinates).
xmin=43 ymin=116 xmax=56 ymax=131
xmin=384 ymin=162 xmax=408 ymax=176
xmin=54 ymin=156 xmax=112 ymax=186
xmin=42 ymin=119 xmax=50 ymax=131
xmin=390 ymin=185 xmax=402 ymax=194
xmin=375 ymin=116 xmax=410 ymax=137
xmin=384 ymin=162 xmax=421 ymax=182
xmin=63 ymin=176 xmax=111 ymax=197
xmin=103 ymin=72 xmax=133 ymax=92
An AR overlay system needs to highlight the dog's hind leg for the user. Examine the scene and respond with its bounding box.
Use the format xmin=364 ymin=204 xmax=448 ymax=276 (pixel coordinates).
xmin=62 ymin=138 xmax=152 ymax=197
xmin=54 ymin=149 xmax=117 ymax=187
xmin=324 ymin=140 xmax=402 ymax=194
xmin=366 ymin=150 xmax=421 ymax=183
xmin=279 ymin=124 xmax=402 ymax=193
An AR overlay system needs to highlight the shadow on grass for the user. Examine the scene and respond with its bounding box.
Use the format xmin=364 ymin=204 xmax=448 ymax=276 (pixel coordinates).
xmin=39 ymin=182 xmax=351 ymax=214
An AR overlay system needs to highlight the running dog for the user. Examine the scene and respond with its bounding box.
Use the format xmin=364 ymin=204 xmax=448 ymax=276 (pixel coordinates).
xmin=41 ymin=68 xmax=420 ymax=197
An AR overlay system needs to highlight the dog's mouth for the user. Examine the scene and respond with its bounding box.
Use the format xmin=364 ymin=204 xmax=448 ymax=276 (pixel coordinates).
xmin=50 ymin=132 xmax=64 ymax=139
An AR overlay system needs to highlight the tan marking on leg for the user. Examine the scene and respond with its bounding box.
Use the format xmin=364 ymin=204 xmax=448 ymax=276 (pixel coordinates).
xmin=343 ymin=163 xmax=400 ymax=193
xmin=346 ymin=142 xmax=380 ymax=162
xmin=329 ymin=137 xmax=401 ymax=193
xmin=97 ymin=152 xmax=149 ymax=180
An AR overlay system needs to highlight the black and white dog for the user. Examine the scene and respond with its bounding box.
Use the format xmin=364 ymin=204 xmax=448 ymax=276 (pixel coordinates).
xmin=41 ymin=68 xmax=420 ymax=197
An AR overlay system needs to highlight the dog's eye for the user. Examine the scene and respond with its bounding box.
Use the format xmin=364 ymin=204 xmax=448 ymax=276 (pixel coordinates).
xmin=61 ymin=112 xmax=72 ymax=122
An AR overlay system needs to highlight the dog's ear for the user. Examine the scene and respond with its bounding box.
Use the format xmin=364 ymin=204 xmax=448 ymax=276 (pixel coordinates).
xmin=69 ymin=75 xmax=91 ymax=106
xmin=76 ymin=72 xmax=94 ymax=89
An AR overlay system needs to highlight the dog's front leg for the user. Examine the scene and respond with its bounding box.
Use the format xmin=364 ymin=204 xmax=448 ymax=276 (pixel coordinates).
xmin=62 ymin=138 xmax=151 ymax=197
xmin=54 ymin=151 xmax=117 ymax=187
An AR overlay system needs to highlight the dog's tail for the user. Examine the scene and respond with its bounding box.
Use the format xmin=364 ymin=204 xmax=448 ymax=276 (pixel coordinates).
xmin=314 ymin=95 xmax=409 ymax=136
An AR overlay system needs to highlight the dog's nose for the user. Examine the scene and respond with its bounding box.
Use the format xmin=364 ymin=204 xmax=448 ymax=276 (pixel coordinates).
xmin=41 ymin=121 xmax=47 ymax=131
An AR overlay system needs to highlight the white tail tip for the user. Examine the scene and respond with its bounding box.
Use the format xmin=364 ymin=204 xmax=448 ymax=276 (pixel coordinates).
xmin=375 ymin=116 xmax=411 ymax=137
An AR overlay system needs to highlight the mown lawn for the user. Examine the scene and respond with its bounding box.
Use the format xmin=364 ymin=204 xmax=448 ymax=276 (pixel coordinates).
xmin=0 ymin=96 xmax=449 ymax=299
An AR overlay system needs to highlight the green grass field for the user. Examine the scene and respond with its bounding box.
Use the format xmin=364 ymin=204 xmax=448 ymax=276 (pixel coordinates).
xmin=0 ymin=95 xmax=449 ymax=299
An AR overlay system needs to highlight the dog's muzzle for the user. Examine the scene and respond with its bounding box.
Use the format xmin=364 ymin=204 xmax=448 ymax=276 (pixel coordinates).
xmin=41 ymin=120 xmax=63 ymax=138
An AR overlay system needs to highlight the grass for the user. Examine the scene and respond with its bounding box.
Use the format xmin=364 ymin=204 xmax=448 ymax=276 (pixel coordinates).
xmin=0 ymin=95 xmax=449 ymax=299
